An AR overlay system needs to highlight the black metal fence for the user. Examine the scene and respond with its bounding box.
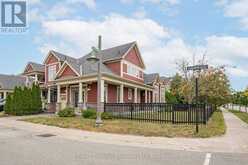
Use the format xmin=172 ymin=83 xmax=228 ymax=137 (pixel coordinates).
xmin=104 ymin=103 xmax=214 ymax=124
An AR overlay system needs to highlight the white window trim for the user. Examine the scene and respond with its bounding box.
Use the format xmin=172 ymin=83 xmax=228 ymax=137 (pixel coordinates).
xmin=48 ymin=65 xmax=57 ymax=81
xmin=123 ymin=60 xmax=144 ymax=80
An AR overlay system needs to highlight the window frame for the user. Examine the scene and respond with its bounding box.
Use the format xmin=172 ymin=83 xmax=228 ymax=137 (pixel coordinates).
xmin=48 ymin=65 xmax=57 ymax=81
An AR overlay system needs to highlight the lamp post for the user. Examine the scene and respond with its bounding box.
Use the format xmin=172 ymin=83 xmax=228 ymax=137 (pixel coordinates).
xmin=187 ymin=64 xmax=208 ymax=133
xmin=87 ymin=35 xmax=103 ymax=126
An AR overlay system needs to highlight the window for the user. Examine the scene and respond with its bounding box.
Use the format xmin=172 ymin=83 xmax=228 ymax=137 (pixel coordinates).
xmin=48 ymin=65 xmax=57 ymax=81
xmin=127 ymin=64 xmax=139 ymax=78
xmin=128 ymin=88 xmax=132 ymax=100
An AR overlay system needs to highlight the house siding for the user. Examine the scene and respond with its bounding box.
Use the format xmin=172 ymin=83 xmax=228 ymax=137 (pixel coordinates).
xmin=59 ymin=65 xmax=78 ymax=78
xmin=124 ymin=47 xmax=143 ymax=68
xmin=87 ymin=82 xmax=97 ymax=104
xmin=123 ymin=73 xmax=144 ymax=83
xmin=45 ymin=54 xmax=60 ymax=83
xmin=124 ymin=87 xmax=134 ymax=103
xmin=106 ymin=62 xmax=121 ymax=76
xmin=122 ymin=47 xmax=144 ymax=83
xmin=25 ymin=64 xmax=33 ymax=73
xmin=107 ymin=84 xmax=117 ymax=103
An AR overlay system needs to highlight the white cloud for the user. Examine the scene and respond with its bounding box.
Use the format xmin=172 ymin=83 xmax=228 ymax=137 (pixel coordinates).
xmin=66 ymin=0 xmax=96 ymax=9
xmin=38 ymin=13 xmax=248 ymax=78
xmin=28 ymin=0 xmax=96 ymax=23
xmin=217 ymin=0 xmax=248 ymax=29
xmin=228 ymin=67 xmax=248 ymax=77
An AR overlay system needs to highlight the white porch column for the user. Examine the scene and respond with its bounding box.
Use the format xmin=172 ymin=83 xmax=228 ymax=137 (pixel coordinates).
xmin=134 ymin=88 xmax=138 ymax=103
xmin=35 ymin=74 xmax=38 ymax=83
xmin=57 ymin=85 xmax=61 ymax=103
xmin=83 ymin=85 xmax=88 ymax=110
xmin=148 ymin=91 xmax=151 ymax=103
xmin=65 ymin=85 xmax=69 ymax=104
xmin=100 ymin=80 xmax=105 ymax=103
xmin=79 ymin=82 xmax=83 ymax=103
xmin=56 ymin=85 xmax=61 ymax=112
xmin=3 ymin=92 xmax=7 ymax=100
xmin=120 ymin=84 xmax=124 ymax=103
xmin=47 ymin=87 xmax=51 ymax=104
xmin=145 ymin=90 xmax=148 ymax=103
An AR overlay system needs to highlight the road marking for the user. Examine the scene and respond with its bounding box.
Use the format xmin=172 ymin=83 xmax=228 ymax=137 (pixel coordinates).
xmin=203 ymin=153 xmax=211 ymax=165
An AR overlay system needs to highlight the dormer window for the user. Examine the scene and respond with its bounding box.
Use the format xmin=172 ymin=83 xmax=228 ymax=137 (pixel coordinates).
xmin=48 ymin=65 xmax=56 ymax=81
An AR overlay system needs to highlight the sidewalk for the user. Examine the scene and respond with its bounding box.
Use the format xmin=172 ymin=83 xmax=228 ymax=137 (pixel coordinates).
xmin=0 ymin=108 xmax=247 ymax=153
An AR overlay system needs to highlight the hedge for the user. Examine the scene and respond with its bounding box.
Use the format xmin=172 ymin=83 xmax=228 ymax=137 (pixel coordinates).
xmin=4 ymin=84 xmax=42 ymax=116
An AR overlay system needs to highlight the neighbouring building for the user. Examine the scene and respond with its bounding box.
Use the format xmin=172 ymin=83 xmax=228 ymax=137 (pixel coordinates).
xmin=3 ymin=40 xmax=170 ymax=113
xmin=0 ymin=74 xmax=34 ymax=100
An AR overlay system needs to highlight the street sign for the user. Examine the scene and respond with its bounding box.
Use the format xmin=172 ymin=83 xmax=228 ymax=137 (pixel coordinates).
xmin=187 ymin=65 xmax=208 ymax=71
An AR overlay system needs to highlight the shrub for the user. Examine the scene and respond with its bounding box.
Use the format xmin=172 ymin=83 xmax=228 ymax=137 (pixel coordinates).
xmin=82 ymin=109 xmax=96 ymax=119
xmin=58 ymin=107 xmax=75 ymax=117
xmin=101 ymin=112 xmax=113 ymax=120
xmin=4 ymin=84 xmax=42 ymax=116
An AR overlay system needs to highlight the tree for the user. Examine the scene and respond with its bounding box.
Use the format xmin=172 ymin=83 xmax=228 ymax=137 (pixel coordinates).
xmin=4 ymin=84 xmax=42 ymax=116
xmin=199 ymin=67 xmax=231 ymax=106
xmin=165 ymin=90 xmax=178 ymax=103
xmin=171 ymin=59 xmax=231 ymax=106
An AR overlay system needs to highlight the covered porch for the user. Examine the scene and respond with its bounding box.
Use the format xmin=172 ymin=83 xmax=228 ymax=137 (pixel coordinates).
xmin=47 ymin=76 xmax=154 ymax=113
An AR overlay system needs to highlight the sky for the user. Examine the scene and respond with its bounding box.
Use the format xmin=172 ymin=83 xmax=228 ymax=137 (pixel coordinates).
xmin=1 ymin=0 xmax=248 ymax=91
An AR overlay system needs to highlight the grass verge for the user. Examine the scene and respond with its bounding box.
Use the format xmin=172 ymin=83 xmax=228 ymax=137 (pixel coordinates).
xmin=230 ymin=110 xmax=248 ymax=124
xmin=0 ymin=111 xmax=7 ymax=117
xmin=22 ymin=110 xmax=225 ymax=138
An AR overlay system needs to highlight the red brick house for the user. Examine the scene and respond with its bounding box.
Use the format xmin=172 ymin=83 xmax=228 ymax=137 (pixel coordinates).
xmin=23 ymin=41 xmax=168 ymax=112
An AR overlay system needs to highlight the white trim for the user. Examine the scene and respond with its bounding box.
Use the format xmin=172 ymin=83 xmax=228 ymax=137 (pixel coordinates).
xmin=54 ymin=73 xmax=154 ymax=90
xmin=56 ymin=61 xmax=80 ymax=78
xmin=123 ymin=60 xmax=144 ymax=71
xmin=43 ymin=51 xmax=60 ymax=65
xmin=120 ymin=60 xmax=123 ymax=77
xmin=47 ymin=65 xmax=57 ymax=82
xmin=23 ymin=63 xmax=33 ymax=74
xmin=122 ymin=42 xmax=146 ymax=69
xmin=123 ymin=60 xmax=144 ymax=80
xmin=104 ymin=83 xmax=108 ymax=103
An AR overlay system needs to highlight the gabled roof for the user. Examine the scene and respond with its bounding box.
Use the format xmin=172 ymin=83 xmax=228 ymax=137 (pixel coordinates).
xmin=54 ymin=42 xmax=138 ymax=79
xmin=0 ymin=74 xmax=34 ymax=90
xmin=99 ymin=42 xmax=135 ymax=62
xmin=144 ymin=73 xmax=160 ymax=85
xmin=25 ymin=62 xmax=45 ymax=73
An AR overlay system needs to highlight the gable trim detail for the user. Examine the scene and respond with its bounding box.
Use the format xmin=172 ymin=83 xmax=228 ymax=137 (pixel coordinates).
xmin=56 ymin=61 xmax=80 ymax=78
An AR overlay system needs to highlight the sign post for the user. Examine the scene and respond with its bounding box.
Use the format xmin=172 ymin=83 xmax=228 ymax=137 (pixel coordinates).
xmin=187 ymin=64 xmax=208 ymax=133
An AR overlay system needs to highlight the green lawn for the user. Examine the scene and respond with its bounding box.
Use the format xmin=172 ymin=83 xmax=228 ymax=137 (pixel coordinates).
xmin=22 ymin=110 xmax=225 ymax=138
xmin=230 ymin=110 xmax=248 ymax=124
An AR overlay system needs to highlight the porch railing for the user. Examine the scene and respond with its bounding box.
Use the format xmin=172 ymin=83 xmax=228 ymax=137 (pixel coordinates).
xmin=104 ymin=103 xmax=214 ymax=124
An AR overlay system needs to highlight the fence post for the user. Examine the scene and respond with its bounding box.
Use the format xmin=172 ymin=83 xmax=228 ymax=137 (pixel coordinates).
xmin=203 ymin=104 xmax=207 ymax=124
xmin=172 ymin=105 xmax=175 ymax=124
xmin=104 ymin=103 xmax=106 ymax=112
xmin=131 ymin=104 xmax=134 ymax=120
xmin=196 ymin=104 xmax=199 ymax=133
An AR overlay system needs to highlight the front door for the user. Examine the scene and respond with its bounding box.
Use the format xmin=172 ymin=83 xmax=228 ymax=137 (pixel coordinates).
xmin=71 ymin=87 xmax=79 ymax=108
xmin=74 ymin=91 xmax=79 ymax=107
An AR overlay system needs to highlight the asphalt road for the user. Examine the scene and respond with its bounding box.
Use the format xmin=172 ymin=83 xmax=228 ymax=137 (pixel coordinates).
xmin=0 ymin=125 xmax=247 ymax=165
